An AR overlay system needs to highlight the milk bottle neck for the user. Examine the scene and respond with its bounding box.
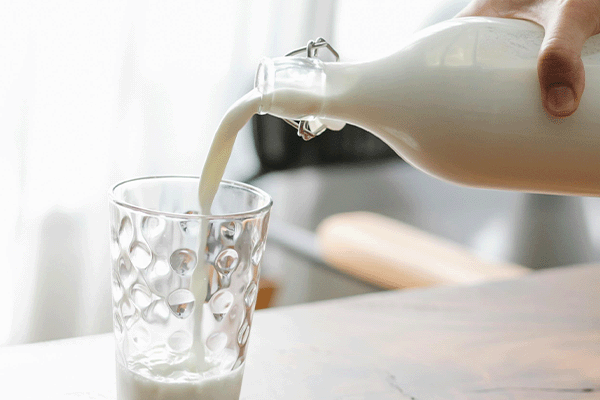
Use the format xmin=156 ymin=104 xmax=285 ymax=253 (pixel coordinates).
xmin=255 ymin=57 xmax=328 ymax=118
xmin=255 ymin=57 xmax=398 ymax=134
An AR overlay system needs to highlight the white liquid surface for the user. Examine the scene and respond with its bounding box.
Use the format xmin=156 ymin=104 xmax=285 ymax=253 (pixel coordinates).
xmin=117 ymin=361 xmax=244 ymax=400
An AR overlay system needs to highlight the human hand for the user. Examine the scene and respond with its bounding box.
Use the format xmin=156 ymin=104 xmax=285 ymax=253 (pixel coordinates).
xmin=456 ymin=0 xmax=600 ymax=117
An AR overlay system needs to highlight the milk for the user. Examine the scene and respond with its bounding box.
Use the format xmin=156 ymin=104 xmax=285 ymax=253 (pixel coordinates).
xmin=117 ymin=361 xmax=244 ymax=400
xmin=256 ymin=17 xmax=600 ymax=196
xmin=198 ymin=90 xmax=263 ymax=213
xmin=117 ymin=92 xmax=262 ymax=399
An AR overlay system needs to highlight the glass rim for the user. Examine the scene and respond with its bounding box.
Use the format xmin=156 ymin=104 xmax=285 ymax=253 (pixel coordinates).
xmin=109 ymin=175 xmax=273 ymax=220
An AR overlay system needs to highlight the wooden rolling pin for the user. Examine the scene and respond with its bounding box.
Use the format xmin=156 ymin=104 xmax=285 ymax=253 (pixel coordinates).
xmin=316 ymin=212 xmax=529 ymax=289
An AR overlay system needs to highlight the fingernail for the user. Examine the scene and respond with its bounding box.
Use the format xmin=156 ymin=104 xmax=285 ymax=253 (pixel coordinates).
xmin=546 ymin=85 xmax=575 ymax=115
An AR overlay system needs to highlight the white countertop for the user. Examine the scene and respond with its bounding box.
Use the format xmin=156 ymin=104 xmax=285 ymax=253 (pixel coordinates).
xmin=2 ymin=264 xmax=599 ymax=399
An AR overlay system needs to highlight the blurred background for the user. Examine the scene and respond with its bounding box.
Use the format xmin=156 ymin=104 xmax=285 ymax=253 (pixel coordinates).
xmin=3 ymin=0 xmax=600 ymax=346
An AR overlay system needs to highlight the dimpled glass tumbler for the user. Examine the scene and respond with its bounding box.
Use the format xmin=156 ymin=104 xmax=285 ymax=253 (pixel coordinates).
xmin=109 ymin=177 xmax=272 ymax=400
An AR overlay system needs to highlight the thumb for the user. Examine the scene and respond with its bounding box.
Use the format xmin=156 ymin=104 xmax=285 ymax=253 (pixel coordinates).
xmin=538 ymin=6 xmax=599 ymax=117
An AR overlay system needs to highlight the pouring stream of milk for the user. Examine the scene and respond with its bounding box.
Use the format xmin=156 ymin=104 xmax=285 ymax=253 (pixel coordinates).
xmin=191 ymin=89 xmax=263 ymax=369
xmin=198 ymin=89 xmax=263 ymax=213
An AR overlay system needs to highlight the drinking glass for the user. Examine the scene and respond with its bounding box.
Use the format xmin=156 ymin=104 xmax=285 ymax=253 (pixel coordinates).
xmin=109 ymin=176 xmax=272 ymax=399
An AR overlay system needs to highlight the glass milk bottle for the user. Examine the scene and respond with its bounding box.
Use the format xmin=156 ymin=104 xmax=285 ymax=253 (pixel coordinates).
xmin=254 ymin=17 xmax=600 ymax=196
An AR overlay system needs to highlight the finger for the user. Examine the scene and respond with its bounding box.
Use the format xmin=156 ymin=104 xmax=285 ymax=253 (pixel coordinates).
xmin=538 ymin=2 xmax=600 ymax=117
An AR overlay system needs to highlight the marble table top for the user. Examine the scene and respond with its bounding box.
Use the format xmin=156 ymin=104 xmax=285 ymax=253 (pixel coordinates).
xmin=2 ymin=264 xmax=599 ymax=399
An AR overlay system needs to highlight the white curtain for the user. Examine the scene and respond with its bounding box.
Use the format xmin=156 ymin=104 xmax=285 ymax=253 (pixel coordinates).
xmin=1 ymin=0 xmax=336 ymax=345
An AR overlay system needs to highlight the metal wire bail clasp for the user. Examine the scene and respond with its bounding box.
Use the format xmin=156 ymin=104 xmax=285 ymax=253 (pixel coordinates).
xmin=284 ymin=38 xmax=340 ymax=141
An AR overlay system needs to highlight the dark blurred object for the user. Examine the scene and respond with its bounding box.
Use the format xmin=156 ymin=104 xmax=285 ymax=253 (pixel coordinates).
xmin=255 ymin=278 xmax=279 ymax=310
xmin=252 ymin=114 xmax=397 ymax=173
